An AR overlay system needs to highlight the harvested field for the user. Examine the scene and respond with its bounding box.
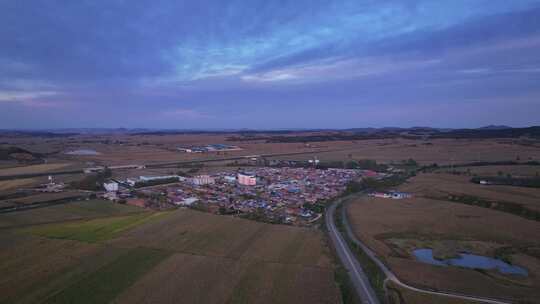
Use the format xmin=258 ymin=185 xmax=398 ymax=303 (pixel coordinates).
xmin=346 ymin=194 xmax=540 ymax=303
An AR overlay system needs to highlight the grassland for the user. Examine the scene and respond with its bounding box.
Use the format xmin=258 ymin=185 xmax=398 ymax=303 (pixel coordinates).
xmin=0 ymin=201 xmax=339 ymax=304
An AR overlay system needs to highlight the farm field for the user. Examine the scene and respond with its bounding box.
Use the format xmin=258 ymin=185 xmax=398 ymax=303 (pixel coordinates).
xmin=0 ymin=203 xmax=339 ymax=304
xmin=346 ymin=178 xmax=540 ymax=303
xmin=0 ymin=163 xmax=74 ymax=176
xmin=0 ymin=177 xmax=37 ymax=191
xmin=453 ymin=165 xmax=540 ymax=177
xmin=2 ymin=136 xmax=539 ymax=184
xmin=24 ymin=211 xmax=172 ymax=243
xmin=0 ymin=199 xmax=145 ymax=229
xmin=269 ymin=138 xmax=540 ymax=165
xmin=1 ymin=136 xmax=532 ymax=167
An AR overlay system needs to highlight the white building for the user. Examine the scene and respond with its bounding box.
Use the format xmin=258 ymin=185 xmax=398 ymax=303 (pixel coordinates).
xmin=192 ymin=175 xmax=215 ymax=185
xmin=103 ymin=191 xmax=118 ymax=201
xmin=179 ymin=197 xmax=199 ymax=206
xmin=103 ymin=181 xmax=119 ymax=192
xmin=140 ymin=175 xmax=180 ymax=182
xmin=238 ymin=173 xmax=256 ymax=186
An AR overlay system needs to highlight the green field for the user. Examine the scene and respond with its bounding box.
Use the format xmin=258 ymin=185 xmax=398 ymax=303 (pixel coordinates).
xmin=44 ymin=247 xmax=171 ymax=304
xmin=0 ymin=199 xmax=145 ymax=229
xmin=23 ymin=211 xmax=171 ymax=243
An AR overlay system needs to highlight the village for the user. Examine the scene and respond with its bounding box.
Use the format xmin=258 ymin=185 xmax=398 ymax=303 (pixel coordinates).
xmin=100 ymin=167 xmax=375 ymax=225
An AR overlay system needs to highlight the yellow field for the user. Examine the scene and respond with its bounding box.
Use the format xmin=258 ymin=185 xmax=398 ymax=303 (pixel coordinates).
xmin=0 ymin=178 xmax=37 ymax=191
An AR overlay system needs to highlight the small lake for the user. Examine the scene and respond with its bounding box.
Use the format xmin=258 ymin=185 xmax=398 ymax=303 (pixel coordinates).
xmin=413 ymin=248 xmax=528 ymax=276
xmin=64 ymin=149 xmax=101 ymax=155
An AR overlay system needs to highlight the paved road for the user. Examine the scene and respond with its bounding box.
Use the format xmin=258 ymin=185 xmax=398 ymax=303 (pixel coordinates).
xmin=326 ymin=197 xmax=380 ymax=304
xmin=331 ymin=196 xmax=513 ymax=304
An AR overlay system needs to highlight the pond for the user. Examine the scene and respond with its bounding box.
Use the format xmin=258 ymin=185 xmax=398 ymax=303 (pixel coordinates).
xmin=64 ymin=149 xmax=101 ymax=155
xmin=413 ymin=248 xmax=528 ymax=276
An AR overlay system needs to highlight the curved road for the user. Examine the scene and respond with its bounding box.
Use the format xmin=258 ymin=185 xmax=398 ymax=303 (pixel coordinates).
xmin=326 ymin=196 xmax=512 ymax=304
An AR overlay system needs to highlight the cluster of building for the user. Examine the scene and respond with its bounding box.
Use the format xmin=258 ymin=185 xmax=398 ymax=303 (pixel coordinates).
xmin=368 ymin=191 xmax=412 ymax=199
xmin=113 ymin=167 xmax=363 ymax=225
xmin=177 ymin=144 xmax=241 ymax=153
xmin=31 ymin=176 xmax=66 ymax=193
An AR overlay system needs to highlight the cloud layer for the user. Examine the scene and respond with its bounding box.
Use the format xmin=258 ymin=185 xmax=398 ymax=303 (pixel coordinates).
xmin=1 ymin=0 xmax=540 ymax=128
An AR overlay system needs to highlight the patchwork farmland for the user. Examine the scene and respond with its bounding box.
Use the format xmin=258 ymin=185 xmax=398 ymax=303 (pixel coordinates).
xmin=0 ymin=201 xmax=339 ymax=304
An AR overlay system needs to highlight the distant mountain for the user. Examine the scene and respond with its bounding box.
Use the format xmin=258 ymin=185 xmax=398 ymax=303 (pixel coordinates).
xmin=1 ymin=126 xmax=538 ymax=139
xmin=431 ymin=126 xmax=540 ymax=139
xmin=478 ymin=125 xmax=512 ymax=130
xmin=0 ymin=130 xmax=78 ymax=138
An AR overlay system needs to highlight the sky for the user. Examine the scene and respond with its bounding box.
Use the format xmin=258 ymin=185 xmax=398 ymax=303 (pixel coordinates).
xmin=1 ymin=0 xmax=540 ymax=129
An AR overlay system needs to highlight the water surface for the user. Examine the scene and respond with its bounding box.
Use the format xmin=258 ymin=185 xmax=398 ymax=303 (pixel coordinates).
xmin=413 ymin=248 xmax=527 ymax=276
xmin=65 ymin=149 xmax=101 ymax=155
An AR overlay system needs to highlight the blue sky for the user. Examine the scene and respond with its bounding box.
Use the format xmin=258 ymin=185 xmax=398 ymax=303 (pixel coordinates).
xmin=1 ymin=0 xmax=540 ymax=129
